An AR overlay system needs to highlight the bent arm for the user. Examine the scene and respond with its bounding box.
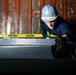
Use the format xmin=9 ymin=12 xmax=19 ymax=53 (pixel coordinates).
xmin=59 ymin=22 xmax=73 ymax=41
xmin=40 ymin=20 xmax=47 ymax=38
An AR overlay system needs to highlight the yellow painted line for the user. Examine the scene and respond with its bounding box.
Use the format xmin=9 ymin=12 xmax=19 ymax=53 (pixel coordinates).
xmin=0 ymin=34 xmax=59 ymax=38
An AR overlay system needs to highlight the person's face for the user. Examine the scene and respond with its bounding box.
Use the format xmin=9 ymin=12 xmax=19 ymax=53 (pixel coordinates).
xmin=45 ymin=21 xmax=55 ymax=30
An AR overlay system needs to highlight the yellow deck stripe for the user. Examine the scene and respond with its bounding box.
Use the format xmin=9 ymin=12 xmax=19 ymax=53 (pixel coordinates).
xmin=0 ymin=34 xmax=59 ymax=38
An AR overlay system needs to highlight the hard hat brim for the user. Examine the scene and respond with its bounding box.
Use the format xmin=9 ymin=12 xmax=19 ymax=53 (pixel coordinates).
xmin=41 ymin=16 xmax=57 ymax=22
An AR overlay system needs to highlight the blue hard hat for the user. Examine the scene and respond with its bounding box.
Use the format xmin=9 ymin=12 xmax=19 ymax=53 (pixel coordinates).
xmin=41 ymin=4 xmax=58 ymax=22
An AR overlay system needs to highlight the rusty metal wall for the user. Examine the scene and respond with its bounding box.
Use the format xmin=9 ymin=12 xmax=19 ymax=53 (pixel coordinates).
xmin=0 ymin=0 xmax=76 ymax=34
xmin=32 ymin=0 xmax=40 ymax=33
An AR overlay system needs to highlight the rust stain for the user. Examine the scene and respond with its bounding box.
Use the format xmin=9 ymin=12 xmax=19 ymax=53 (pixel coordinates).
xmin=13 ymin=0 xmax=20 ymax=34
xmin=0 ymin=0 xmax=4 ymax=33
xmin=56 ymin=0 xmax=62 ymax=16
xmin=26 ymin=0 xmax=32 ymax=33
xmin=68 ymin=0 xmax=74 ymax=24
xmin=39 ymin=0 xmax=44 ymax=19
xmin=62 ymin=0 xmax=67 ymax=20
xmin=19 ymin=0 xmax=22 ymax=34
xmin=74 ymin=0 xmax=76 ymax=25
xmin=32 ymin=0 xmax=40 ymax=33
xmin=34 ymin=11 xmax=40 ymax=17
xmin=46 ymin=0 xmax=50 ymax=5
xmin=1 ymin=0 xmax=8 ymax=34
xmin=50 ymin=0 xmax=56 ymax=6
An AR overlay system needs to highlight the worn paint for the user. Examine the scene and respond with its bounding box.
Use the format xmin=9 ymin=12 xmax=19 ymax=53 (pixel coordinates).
xmin=0 ymin=0 xmax=4 ymax=33
xmin=68 ymin=0 xmax=74 ymax=24
xmin=32 ymin=0 xmax=40 ymax=33
xmin=56 ymin=0 xmax=62 ymax=16
xmin=1 ymin=0 xmax=8 ymax=34
xmin=22 ymin=0 xmax=28 ymax=33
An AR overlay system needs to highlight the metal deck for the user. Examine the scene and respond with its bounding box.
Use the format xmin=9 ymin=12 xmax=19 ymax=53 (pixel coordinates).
xmin=0 ymin=38 xmax=56 ymax=59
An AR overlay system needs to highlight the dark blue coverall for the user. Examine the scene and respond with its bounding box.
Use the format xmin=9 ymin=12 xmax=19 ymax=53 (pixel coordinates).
xmin=40 ymin=16 xmax=73 ymax=41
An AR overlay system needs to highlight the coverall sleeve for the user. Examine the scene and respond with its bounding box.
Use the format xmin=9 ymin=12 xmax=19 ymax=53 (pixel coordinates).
xmin=40 ymin=20 xmax=47 ymax=38
xmin=59 ymin=22 xmax=73 ymax=41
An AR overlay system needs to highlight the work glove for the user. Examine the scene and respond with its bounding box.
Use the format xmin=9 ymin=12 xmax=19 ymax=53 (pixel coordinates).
xmin=51 ymin=37 xmax=76 ymax=59
xmin=51 ymin=37 xmax=69 ymax=58
xmin=55 ymin=37 xmax=67 ymax=53
xmin=55 ymin=37 xmax=67 ymax=46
